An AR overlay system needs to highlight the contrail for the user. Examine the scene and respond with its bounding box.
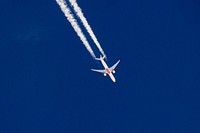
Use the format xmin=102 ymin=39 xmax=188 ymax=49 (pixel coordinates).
xmin=69 ymin=0 xmax=106 ymax=57
xmin=56 ymin=0 xmax=96 ymax=58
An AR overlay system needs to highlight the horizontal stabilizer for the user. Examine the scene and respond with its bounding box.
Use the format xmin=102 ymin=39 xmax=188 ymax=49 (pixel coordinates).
xmin=95 ymin=55 xmax=106 ymax=61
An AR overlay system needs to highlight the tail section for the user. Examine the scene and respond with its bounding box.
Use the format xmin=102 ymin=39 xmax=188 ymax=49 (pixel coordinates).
xmin=95 ymin=55 xmax=106 ymax=61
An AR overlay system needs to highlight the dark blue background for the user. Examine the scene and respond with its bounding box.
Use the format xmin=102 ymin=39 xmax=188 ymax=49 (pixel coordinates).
xmin=0 ymin=0 xmax=200 ymax=132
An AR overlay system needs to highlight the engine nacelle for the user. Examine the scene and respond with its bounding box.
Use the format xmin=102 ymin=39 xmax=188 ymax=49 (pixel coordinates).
xmin=104 ymin=73 xmax=106 ymax=76
xmin=113 ymin=70 xmax=115 ymax=73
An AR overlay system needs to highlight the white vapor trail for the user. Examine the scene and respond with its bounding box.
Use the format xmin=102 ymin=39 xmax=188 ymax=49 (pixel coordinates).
xmin=56 ymin=0 xmax=96 ymax=58
xmin=69 ymin=0 xmax=106 ymax=57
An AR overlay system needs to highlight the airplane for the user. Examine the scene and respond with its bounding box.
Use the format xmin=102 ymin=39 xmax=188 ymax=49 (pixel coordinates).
xmin=91 ymin=55 xmax=120 ymax=82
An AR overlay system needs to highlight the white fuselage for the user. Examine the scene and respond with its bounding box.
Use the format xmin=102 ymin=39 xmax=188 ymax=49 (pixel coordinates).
xmin=100 ymin=58 xmax=116 ymax=82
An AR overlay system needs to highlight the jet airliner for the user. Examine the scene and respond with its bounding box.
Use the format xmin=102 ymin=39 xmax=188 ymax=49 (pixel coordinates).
xmin=91 ymin=55 xmax=120 ymax=82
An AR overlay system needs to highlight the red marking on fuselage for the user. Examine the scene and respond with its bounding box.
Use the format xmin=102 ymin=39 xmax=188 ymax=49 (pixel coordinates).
xmin=105 ymin=68 xmax=110 ymax=74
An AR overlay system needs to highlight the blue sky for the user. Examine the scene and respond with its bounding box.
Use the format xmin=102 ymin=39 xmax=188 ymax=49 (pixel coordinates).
xmin=0 ymin=0 xmax=200 ymax=132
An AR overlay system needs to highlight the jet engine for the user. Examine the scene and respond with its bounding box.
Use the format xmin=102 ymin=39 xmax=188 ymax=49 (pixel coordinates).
xmin=104 ymin=73 xmax=106 ymax=76
xmin=113 ymin=70 xmax=115 ymax=73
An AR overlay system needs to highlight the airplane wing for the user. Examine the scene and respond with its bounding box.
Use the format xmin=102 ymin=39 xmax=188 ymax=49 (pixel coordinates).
xmin=110 ymin=60 xmax=120 ymax=72
xmin=91 ymin=69 xmax=106 ymax=73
